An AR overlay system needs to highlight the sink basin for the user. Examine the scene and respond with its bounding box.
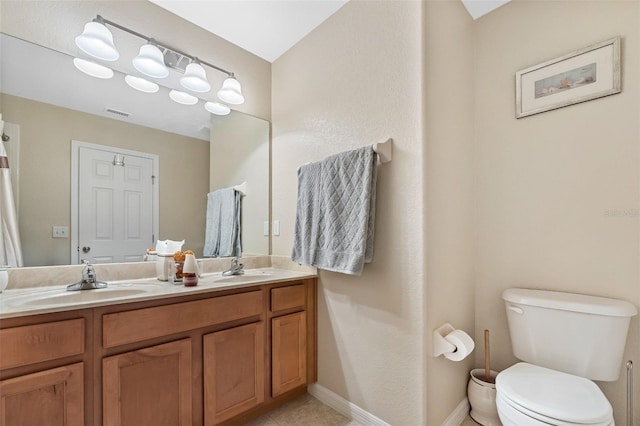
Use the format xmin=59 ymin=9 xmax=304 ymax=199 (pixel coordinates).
xmin=3 ymin=283 xmax=165 ymax=308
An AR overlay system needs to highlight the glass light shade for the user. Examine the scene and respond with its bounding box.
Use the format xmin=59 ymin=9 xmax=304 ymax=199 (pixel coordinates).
xmin=73 ymin=58 xmax=114 ymax=79
xmin=217 ymin=76 xmax=245 ymax=105
xmin=125 ymin=75 xmax=159 ymax=93
xmin=169 ymin=90 xmax=198 ymax=105
xmin=180 ymin=62 xmax=211 ymax=93
xmin=132 ymin=44 xmax=169 ymax=79
xmin=75 ymin=21 xmax=119 ymax=61
xmin=204 ymin=101 xmax=230 ymax=115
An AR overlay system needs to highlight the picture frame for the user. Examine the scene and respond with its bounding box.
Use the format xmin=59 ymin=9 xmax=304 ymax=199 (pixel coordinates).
xmin=515 ymin=37 xmax=621 ymax=118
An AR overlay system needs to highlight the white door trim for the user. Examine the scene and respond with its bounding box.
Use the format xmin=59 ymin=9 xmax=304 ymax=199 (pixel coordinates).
xmin=71 ymin=140 xmax=159 ymax=264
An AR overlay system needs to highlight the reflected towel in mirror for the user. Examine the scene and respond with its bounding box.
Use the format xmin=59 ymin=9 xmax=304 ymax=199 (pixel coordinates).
xmin=203 ymin=187 xmax=242 ymax=257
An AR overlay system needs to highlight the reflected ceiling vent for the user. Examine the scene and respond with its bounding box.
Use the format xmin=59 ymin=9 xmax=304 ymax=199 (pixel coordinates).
xmin=105 ymin=107 xmax=131 ymax=118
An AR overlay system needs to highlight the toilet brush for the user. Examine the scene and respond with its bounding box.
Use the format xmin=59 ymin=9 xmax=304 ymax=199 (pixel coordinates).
xmin=484 ymin=329 xmax=495 ymax=384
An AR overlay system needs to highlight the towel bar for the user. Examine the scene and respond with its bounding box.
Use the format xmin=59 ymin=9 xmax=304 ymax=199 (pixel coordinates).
xmin=296 ymin=138 xmax=393 ymax=171
xmin=233 ymin=182 xmax=247 ymax=196
xmin=373 ymin=138 xmax=392 ymax=164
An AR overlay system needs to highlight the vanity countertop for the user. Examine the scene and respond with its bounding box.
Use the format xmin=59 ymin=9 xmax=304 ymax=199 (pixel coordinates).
xmin=0 ymin=267 xmax=317 ymax=319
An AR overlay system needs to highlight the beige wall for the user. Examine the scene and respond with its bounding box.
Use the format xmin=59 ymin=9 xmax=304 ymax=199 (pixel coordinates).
xmin=0 ymin=0 xmax=271 ymax=120
xmin=423 ymin=1 xmax=476 ymax=424
xmin=1 ymin=94 xmax=209 ymax=266
xmin=272 ymin=1 xmax=427 ymax=423
xmin=473 ymin=1 xmax=640 ymax=423
xmin=210 ymin=111 xmax=270 ymax=255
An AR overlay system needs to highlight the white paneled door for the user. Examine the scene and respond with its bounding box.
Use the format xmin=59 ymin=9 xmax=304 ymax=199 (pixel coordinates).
xmin=75 ymin=143 xmax=156 ymax=264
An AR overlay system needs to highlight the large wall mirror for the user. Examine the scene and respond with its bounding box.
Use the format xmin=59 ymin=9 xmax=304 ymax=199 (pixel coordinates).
xmin=0 ymin=33 xmax=270 ymax=267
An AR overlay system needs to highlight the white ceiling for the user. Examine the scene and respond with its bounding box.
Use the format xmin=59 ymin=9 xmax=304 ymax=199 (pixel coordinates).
xmin=150 ymin=0 xmax=349 ymax=63
xmin=150 ymin=0 xmax=512 ymax=63
xmin=461 ymin=0 xmax=512 ymax=20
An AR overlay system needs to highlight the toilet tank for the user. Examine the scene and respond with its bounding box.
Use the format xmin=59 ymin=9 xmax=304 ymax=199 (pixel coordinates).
xmin=503 ymin=288 xmax=637 ymax=381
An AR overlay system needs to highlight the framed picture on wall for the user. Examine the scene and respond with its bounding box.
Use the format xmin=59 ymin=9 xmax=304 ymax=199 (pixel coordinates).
xmin=515 ymin=37 xmax=621 ymax=118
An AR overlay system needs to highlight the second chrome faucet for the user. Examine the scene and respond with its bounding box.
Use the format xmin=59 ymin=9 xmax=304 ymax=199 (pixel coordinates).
xmin=222 ymin=257 xmax=245 ymax=276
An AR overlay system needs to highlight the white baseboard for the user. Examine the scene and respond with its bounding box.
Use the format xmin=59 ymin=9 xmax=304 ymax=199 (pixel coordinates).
xmin=441 ymin=398 xmax=470 ymax=426
xmin=308 ymin=383 xmax=391 ymax=426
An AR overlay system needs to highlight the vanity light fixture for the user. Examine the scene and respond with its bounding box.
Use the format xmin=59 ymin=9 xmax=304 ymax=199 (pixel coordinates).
xmin=132 ymin=42 xmax=169 ymax=79
xmin=181 ymin=60 xmax=211 ymax=93
xmin=73 ymin=58 xmax=114 ymax=79
xmin=204 ymin=101 xmax=231 ymax=116
xmin=217 ymin=74 xmax=245 ymax=105
xmin=74 ymin=15 xmax=245 ymax=113
xmin=125 ymin=75 xmax=159 ymax=93
xmin=75 ymin=18 xmax=119 ymax=61
xmin=169 ymin=90 xmax=198 ymax=106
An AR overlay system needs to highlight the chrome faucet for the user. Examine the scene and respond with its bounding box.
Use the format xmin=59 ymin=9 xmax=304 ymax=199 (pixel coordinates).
xmin=222 ymin=257 xmax=245 ymax=276
xmin=67 ymin=260 xmax=108 ymax=291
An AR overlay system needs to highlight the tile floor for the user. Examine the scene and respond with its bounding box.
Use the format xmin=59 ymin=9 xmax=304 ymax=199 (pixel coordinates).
xmin=461 ymin=415 xmax=481 ymax=425
xmin=246 ymin=393 xmax=480 ymax=425
xmin=246 ymin=394 xmax=359 ymax=426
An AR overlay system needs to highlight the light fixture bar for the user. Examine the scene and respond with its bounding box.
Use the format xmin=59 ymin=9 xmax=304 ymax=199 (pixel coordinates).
xmin=95 ymin=15 xmax=233 ymax=77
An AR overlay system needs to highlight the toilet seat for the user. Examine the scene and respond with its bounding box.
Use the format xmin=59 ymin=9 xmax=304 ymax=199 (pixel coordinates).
xmin=496 ymin=363 xmax=613 ymax=425
xmin=497 ymin=391 xmax=613 ymax=426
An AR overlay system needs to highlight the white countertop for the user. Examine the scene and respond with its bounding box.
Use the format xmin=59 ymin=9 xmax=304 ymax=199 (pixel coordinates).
xmin=0 ymin=268 xmax=316 ymax=319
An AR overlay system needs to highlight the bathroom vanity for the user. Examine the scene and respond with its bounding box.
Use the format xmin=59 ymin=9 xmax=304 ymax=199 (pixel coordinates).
xmin=0 ymin=268 xmax=317 ymax=425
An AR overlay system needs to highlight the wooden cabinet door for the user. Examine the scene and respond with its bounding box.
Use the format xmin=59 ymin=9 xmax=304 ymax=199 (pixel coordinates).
xmin=0 ymin=362 xmax=84 ymax=426
xmin=272 ymin=312 xmax=307 ymax=397
xmin=203 ymin=322 xmax=264 ymax=425
xmin=103 ymin=339 xmax=192 ymax=426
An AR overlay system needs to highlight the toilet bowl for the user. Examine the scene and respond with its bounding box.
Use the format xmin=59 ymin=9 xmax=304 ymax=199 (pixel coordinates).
xmin=496 ymin=363 xmax=614 ymax=426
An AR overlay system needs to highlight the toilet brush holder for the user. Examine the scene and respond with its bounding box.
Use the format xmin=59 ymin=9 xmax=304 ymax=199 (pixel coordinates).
xmin=468 ymin=369 xmax=500 ymax=426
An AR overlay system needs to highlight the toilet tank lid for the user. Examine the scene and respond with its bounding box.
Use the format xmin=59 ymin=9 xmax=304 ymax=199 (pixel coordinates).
xmin=503 ymin=288 xmax=638 ymax=317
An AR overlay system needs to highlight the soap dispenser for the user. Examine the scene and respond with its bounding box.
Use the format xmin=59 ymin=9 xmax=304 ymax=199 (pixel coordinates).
xmin=182 ymin=254 xmax=198 ymax=287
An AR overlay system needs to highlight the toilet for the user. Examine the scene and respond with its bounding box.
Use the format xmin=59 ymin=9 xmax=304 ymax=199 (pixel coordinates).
xmin=496 ymin=288 xmax=637 ymax=426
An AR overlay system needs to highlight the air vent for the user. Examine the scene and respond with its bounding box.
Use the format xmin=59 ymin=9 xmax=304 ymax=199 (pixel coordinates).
xmin=105 ymin=107 xmax=131 ymax=118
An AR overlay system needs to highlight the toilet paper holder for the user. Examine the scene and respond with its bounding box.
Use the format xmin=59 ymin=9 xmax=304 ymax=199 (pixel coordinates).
xmin=433 ymin=323 xmax=457 ymax=357
xmin=434 ymin=322 xmax=477 ymax=360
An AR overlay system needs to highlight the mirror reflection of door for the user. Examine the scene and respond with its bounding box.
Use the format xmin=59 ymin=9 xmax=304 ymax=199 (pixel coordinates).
xmin=72 ymin=141 xmax=158 ymax=264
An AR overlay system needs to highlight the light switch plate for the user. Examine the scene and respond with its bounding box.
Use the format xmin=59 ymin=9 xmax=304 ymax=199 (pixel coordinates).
xmin=273 ymin=220 xmax=280 ymax=236
xmin=52 ymin=226 xmax=69 ymax=238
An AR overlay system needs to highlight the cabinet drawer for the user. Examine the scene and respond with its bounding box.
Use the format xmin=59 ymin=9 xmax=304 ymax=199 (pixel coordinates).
xmin=270 ymin=284 xmax=305 ymax=312
xmin=103 ymin=291 xmax=263 ymax=348
xmin=0 ymin=319 xmax=85 ymax=370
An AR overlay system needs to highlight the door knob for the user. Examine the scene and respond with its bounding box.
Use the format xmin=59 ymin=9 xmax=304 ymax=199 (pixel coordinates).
xmin=82 ymin=246 xmax=91 ymax=253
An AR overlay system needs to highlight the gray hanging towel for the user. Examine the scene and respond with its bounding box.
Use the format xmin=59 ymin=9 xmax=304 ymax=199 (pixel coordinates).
xmin=292 ymin=145 xmax=377 ymax=275
xmin=204 ymin=187 xmax=242 ymax=257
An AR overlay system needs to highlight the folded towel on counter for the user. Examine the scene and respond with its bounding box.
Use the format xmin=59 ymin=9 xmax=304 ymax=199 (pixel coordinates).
xmin=203 ymin=187 xmax=242 ymax=257
xmin=291 ymin=145 xmax=378 ymax=275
